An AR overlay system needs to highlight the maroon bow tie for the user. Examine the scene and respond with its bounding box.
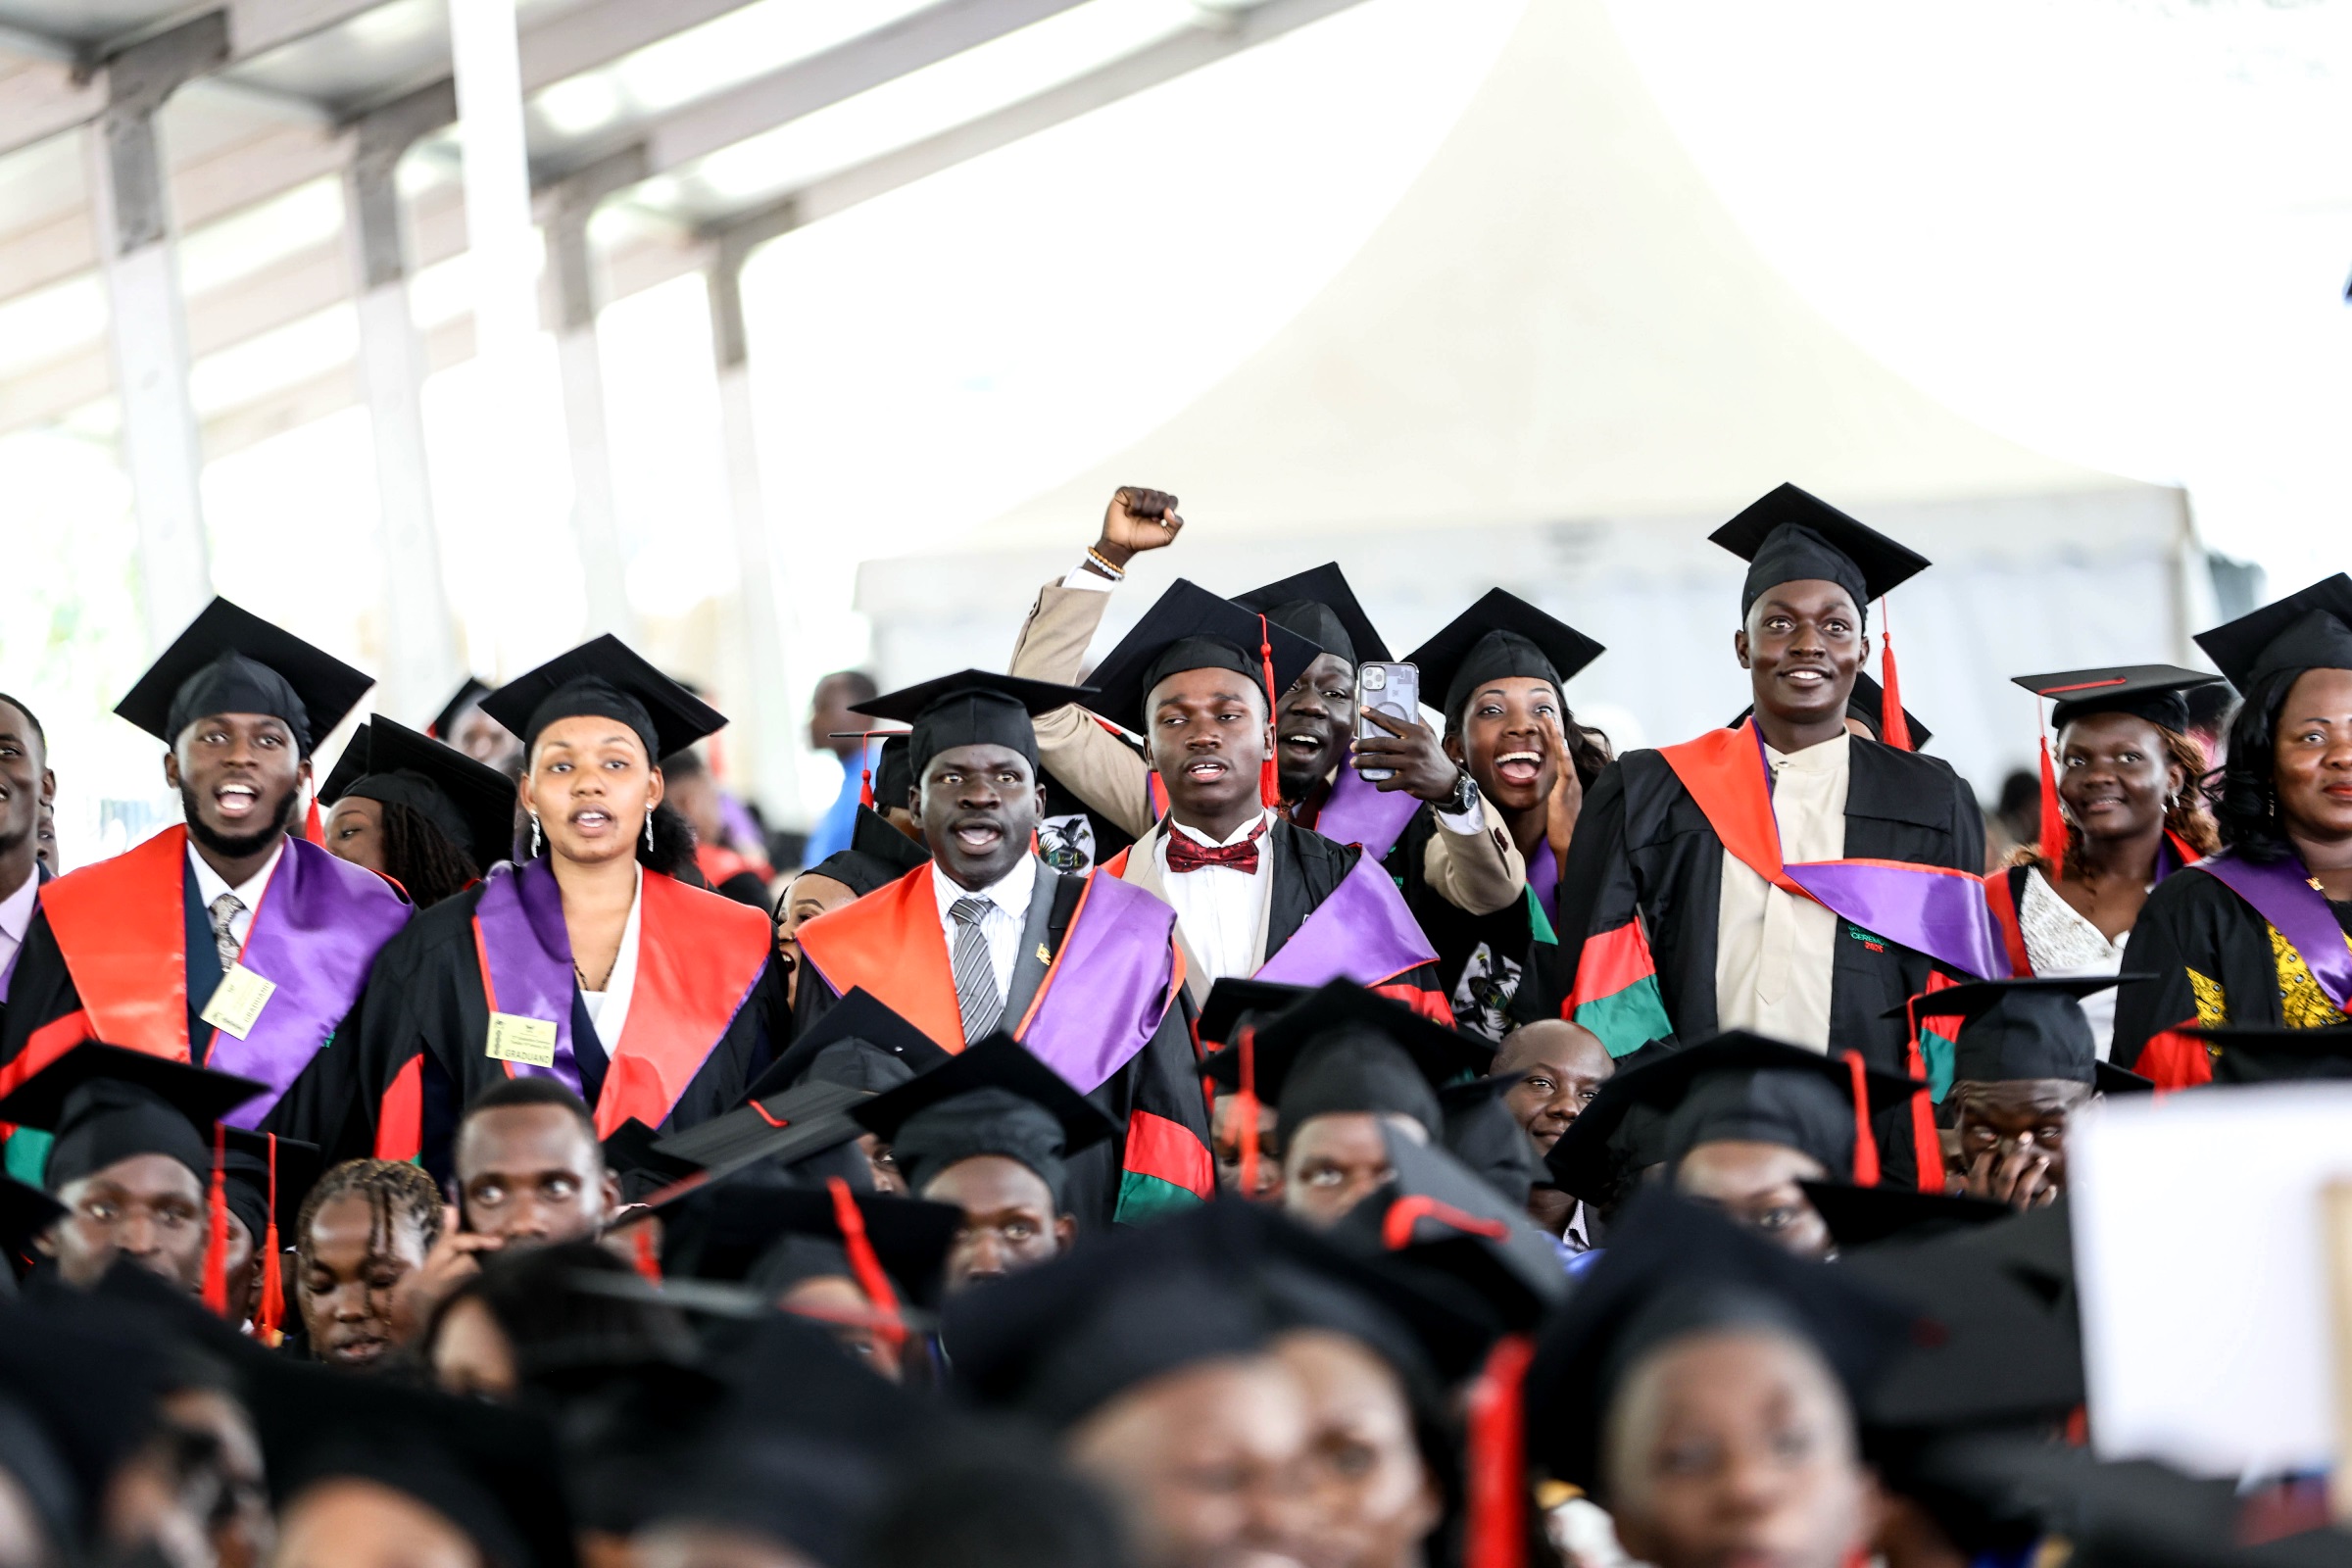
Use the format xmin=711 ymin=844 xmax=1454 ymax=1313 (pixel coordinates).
xmin=1165 ymin=819 xmax=1269 ymax=875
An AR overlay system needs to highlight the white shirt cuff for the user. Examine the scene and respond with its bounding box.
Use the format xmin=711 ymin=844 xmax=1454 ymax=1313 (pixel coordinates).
xmin=1061 ymin=564 xmax=1118 ymax=592
xmin=1433 ymin=802 xmax=1484 ymax=835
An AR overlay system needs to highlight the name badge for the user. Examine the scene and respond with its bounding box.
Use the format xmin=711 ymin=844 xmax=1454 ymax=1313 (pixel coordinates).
xmin=485 ymin=1012 xmax=559 ymax=1069
xmin=200 ymin=964 xmax=277 ymax=1041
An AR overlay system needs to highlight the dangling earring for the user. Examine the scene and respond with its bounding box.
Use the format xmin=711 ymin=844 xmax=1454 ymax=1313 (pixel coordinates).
xmin=529 ymin=811 xmax=542 ymax=856
xmin=644 ymin=810 xmax=656 ymax=854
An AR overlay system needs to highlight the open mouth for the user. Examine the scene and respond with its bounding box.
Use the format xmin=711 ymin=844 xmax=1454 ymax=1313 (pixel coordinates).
xmin=950 ymin=819 xmax=1004 ymax=851
xmin=329 ymin=1336 xmax=388 ymax=1363
xmin=2080 ymin=794 xmax=2127 ymax=813
xmin=213 ymin=782 xmax=260 ymax=820
xmin=1183 ymin=759 xmax=1230 ymax=782
xmin=1279 ymin=730 xmax=1325 ymax=757
xmin=1780 ymin=667 xmax=1831 ymax=690
xmin=570 ymin=807 xmax=615 ymax=835
xmin=1494 ymin=749 xmax=1543 ymax=786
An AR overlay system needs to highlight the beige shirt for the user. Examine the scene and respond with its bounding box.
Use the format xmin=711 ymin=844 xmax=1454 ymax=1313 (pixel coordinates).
xmin=1714 ymin=731 xmax=1849 ymax=1051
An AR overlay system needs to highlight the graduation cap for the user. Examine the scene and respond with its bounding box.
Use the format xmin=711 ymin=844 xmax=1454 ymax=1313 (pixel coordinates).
xmin=859 ymin=669 xmax=1095 ymax=784
xmin=0 ymin=1043 xmax=265 ymax=1192
xmin=1081 ymin=577 xmax=1328 ymax=733
xmin=650 ymin=1078 xmax=875 ymax=1182
xmin=247 ymin=1358 xmax=577 ymax=1568
xmin=1329 ymin=1121 xmax=1569 ymax=1331
xmin=1887 ymin=976 xmax=2138 ymax=1087
xmin=319 ymin=715 xmax=517 ymax=870
xmin=1711 ymin=484 xmax=1931 ymax=615
xmin=218 ymin=1129 xmax=319 ymax=1330
xmin=428 ymin=676 xmax=492 ymax=741
xmin=0 ymin=1299 xmax=176 ymax=1549
xmin=603 ymin=1118 xmax=704 ymax=1203
xmin=1522 ymin=1186 xmax=1920 ymax=1496
xmin=2011 ymin=664 xmax=2221 ymax=734
xmin=1798 ymin=1180 xmax=2007 ymax=1250
xmin=751 ymin=988 xmax=955 ymax=1102
xmin=1731 ymin=671 xmax=1930 ymax=748
xmin=1403 ymin=589 xmax=1606 ymax=731
xmin=850 ymin=1035 xmax=1115 ymax=1208
xmin=1233 ymin=563 xmax=1392 ymax=665
xmin=480 ymin=634 xmax=727 ymax=763
xmin=115 ymin=597 xmax=373 ymax=757
xmin=1200 ymin=981 xmax=1493 ymax=1143
xmin=658 ymin=1173 xmax=961 ymax=1313
xmin=2180 ymin=1023 xmax=2352 ymax=1086
xmin=1195 ymin=977 xmax=1307 ymax=1049
xmin=2095 ymin=1058 xmax=2154 ymax=1096
xmin=1439 ymin=1076 xmax=1541 ymax=1207
xmin=2192 ymin=572 xmax=2352 ymax=691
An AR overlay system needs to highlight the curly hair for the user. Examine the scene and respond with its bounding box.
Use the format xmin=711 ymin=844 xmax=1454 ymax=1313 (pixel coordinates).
xmin=2212 ymin=666 xmax=2306 ymax=863
xmin=378 ymin=799 xmax=482 ymax=907
xmin=295 ymin=1157 xmax=445 ymax=1258
xmin=2011 ymin=720 xmax=2221 ymax=877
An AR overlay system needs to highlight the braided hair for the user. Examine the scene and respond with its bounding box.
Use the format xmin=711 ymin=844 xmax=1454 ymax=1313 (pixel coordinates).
xmin=377 ymin=799 xmax=482 ymax=907
xmin=295 ymin=1157 xmax=445 ymax=1261
xmin=2012 ymin=720 xmax=2221 ymax=878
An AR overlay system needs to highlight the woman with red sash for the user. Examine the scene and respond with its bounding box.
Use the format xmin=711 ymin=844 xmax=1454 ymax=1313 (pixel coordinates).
xmin=344 ymin=638 xmax=773 ymax=1177
xmin=2113 ymin=577 xmax=2352 ymax=1083
xmin=1985 ymin=666 xmax=2221 ymax=1057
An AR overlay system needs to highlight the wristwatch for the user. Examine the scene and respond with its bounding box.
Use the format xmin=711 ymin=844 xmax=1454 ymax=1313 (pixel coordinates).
xmin=1440 ymin=769 xmax=1480 ymax=817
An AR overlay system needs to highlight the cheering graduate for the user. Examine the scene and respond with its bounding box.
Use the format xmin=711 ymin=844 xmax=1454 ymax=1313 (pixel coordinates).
xmin=0 ymin=601 xmax=411 ymax=1152
xmin=791 ymin=670 xmax=1214 ymax=1226
xmin=1402 ymin=591 xmax=1611 ymax=1038
xmin=1005 ymin=488 xmax=1524 ymax=908
xmin=318 ymin=715 xmax=516 ymax=907
xmin=1555 ymin=486 xmax=1990 ymax=1179
xmin=1985 ymin=666 xmax=2221 ymax=1054
xmin=342 ymin=638 xmax=775 ymax=1174
xmin=2114 ymin=576 xmax=2352 ymax=1081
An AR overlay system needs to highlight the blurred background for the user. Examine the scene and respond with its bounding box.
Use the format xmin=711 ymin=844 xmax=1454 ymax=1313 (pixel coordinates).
xmin=1 ymin=0 xmax=2346 ymax=871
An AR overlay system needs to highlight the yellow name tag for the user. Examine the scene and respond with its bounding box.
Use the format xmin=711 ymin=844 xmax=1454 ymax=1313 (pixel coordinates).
xmin=199 ymin=964 xmax=277 ymax=1041
xmin=485 ymin=1012 xmax=559 ymax=1068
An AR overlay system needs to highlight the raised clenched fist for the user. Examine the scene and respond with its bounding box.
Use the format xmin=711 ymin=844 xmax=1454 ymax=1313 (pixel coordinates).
xmin=1093 ymin=487 xmax=1183 ymax=570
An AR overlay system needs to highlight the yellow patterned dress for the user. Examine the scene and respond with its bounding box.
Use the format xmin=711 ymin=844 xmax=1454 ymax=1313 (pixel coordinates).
xmin=2111 ymin=860 xmax=2352 ymax=1071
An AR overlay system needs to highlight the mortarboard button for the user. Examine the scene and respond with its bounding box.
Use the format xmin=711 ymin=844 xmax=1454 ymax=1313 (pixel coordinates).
xmin=114 ymin=597 xmax=373 ymax=756
xmin=1079 ymin=578 xmax=1328 ymax=732
xmin=1404 ymin=590 xmax=1605 ymax=732
xmin=481 ymin=635 xmax=727 ymax=764
xmin=1234 ymin=564 xmax=1392 ymax=666
xmin=1710 ymin=484 xmax=1932 ymax=613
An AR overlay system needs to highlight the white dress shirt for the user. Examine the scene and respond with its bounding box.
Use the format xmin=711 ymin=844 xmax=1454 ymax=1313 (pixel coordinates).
xmin=1158 ymin=810 xmax=1274 ymax=986
xmin=1714 ymin=732 xmax=1847 ymax=1051
xmin=0 ymin=866 xmax=38 ymax=980
xmin=577 ymin=863 xmax=645 ymax=1055
xmin=931 ymin=853 xmax=1038 ymax=1001
xmin=188 ymin=840 xmax=284 ymax=958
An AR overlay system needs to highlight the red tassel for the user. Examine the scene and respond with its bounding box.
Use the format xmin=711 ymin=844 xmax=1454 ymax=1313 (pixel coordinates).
xmin=1876 ymin=598 xmax=1911 ymax=753
xmin=2036 ymin=723 xmax=2069 ymax=883
xmin=202 ymin=1123 xmax=230 ymax=1317
xmin=303 ymin=791 xmax=324 ymax=846
xmin=1839 ymin=1050 xmax=1880 ymax=1188
xmin=1256 ymin=614 xmax=1281 ymax=810
xmin=631 ymin=1224 xmax=662 ymax=1284
xmin=1236 ymin=1024 xmax=1261 ymax=1199
xmin=826 ymin=1176 xmax=906 ymax=1353
xmin=256 ymin=1134 xmax=284 ymax=1346
xmin=1381 ymin=1195 xmax=1509 ymax=1249
xmin=1901 ymin=990 xmax=1946 ymax=1193
xmin=1464 ymin=1334 xmax=1536 ymax=1568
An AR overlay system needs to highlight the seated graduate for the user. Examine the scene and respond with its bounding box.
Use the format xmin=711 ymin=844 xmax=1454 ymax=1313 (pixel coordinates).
xmin=1523 ymin=1189 xmax=1916 ymax=1568
xmin=790 ymin=670 xmax=1210 ymax=1227
xmin=1987 ymin=666 xmax=2222 ymax=1054
xmin=850 ymin=1035 xmax=1114 ymax=1293
xmin=0 ymin=600 xmax=412 ymax=1150
xmin=1555 ymin=485 xmax=1991 ymax=1185
xmin=1893 ymin=975 xmax=2137 ymax=1211
xmin=343 ymin=637 xmax=775 ymax=1173
xmin=1403 ymin=591 xmax=1612 ymax=1038
xmin=2113 ymin=575 xmax=2352 ymax=1080
xmin=0 ymin=1042 xmax=265 ymax=1304
xmin=1492 ymin=1017 xmax=1614 ymax=1250
xmin=318 ymin=715 xmax=516 ymax=908
xmin=1006 ymin=488 xmax=1524 ymax=906
xmin=1543 ymin=1031 xmax=1920 ymax=1260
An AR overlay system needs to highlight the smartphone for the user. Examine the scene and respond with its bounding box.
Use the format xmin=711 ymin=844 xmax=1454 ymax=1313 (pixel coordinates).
xmin=1353 ymin=662 xmax=1420 ymax=782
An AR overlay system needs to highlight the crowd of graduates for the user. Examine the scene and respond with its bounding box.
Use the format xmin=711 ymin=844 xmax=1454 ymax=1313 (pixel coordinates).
xmin=0 ymin=480 xmax=2350 ymax=1568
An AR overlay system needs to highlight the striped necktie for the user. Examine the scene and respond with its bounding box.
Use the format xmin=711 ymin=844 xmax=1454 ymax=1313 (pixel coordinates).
xmin=949 ymin=895 xmax=1004 ymax=1043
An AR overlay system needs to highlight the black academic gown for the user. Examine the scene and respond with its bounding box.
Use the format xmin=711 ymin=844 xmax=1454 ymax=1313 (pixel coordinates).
xmin=341 ymin=881 xmax=774 ymax=1179
xmin=1385 ymin=806 xmax=1564 ymax=1042
xmin=793 ymin=860 xmax=1207 ymax=1234
xmin=2110 ymin=862 xmax=2352 ymax=1070
xmin=1556 ymin=739 xmax=1984 ymax=1183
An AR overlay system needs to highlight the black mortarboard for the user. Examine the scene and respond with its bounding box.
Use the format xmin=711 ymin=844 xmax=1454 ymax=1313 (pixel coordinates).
xmin=319 ymin=715 xmax=517 ymax=870
xmin=2094 ymin=1059 xmax=2154 ymax=1096
xmin=1080 ymin=578 xmax=1327 ymax=728
xmin=115 ymin=597 xmax=373 ymax=757
xmin=2181 ymin=1023 xmax=2352 ymax=1086
xmin=248 ymin=1358 xmax=576 ymax=1568
xmin=851 ymin=1036 xmax=1115 ymax=1207
xmin=1327 ymin=1123 xmax=1568 ymax=1332
xmin=1195 ymin=978 xmax=1307 ymax=1049
xmin=0 ymin=1043 xmax=266 ymax=1190
xmin=219 ymin=1129 xmax=320 ymax=1248
xmin=650 ymin=1423 xmax=885 ymax=1568
xmin=853 ymin=804 xmax=930 ymax=870
xmin=1234 ymin=563 xmax=1391 ymax=666
xmin=651 ymin=1078 xmax=875 ymax=1181
xmin=0 ymin=1301 xmax=172 ymax=1548
xmin=1522 ymin=1187 xmax=1918 ymax=1495
xmin=602 ymin=1118 xmax=703 ymax=1203
xmin=659 ymin=1175 xmax=961 ymax=1311
xmin=752 ymin=988 xmax=955 ymax=1101
xmin=1439 ymin=1076 xmax=1541 ymax=1207
xmin=428 ymin=676 xmax=492 ymax=740
xmin=2192 ymin=573 xmax=2352 ymax=691
xmin=1539 ymin=1039 xmax=1682 ymax=1206
xmin=1797 ymin=1180 xmax=2007 ymax=1251
xmin=873 ymin=733 xmax=913 ymax=808
xmin=1404 ymin=589 xmax=1606 ymax=730
xmin=480 ymin=634 xmax=726 ymax=763
xmin=1200 ymin=981 xmax=1493 ymax=1142
xmin=859 ymin=669 xmax=1095 ymax=782
xmin=1889 ymin=976 xmax=2133 ymax=1086
xmin=1710 ymin=484 xmax=1931 ymax=615
xmin=1837 ymin=1227 xmax=2082 ymax=1431
xmin=2011 ymin=664 xmax=2223 ymax=734
xmin=1733 ymin=671 xmax=1931 ymax=747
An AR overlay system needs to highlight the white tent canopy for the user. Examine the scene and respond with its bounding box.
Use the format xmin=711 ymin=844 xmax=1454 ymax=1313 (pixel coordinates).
xmin=859 ymin=0 xmax=2202 ymax=795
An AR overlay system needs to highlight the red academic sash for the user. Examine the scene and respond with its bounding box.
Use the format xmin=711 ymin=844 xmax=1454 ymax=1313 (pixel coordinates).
xmin=795 ymin=869 xmax=965 ymax=1053
xmin=27 ymin=827 xmax=189 ymax=1064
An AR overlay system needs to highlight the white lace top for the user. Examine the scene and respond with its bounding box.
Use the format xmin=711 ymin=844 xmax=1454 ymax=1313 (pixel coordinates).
xmin=2017 ymin=866 xmax=2131 ymax=1059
